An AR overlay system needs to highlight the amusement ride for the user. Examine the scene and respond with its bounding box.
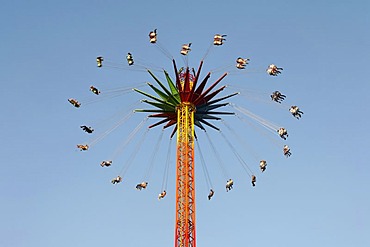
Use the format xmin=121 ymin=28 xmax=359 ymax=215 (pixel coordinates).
xmin=69 ymin=29 xmax=302 ymax=247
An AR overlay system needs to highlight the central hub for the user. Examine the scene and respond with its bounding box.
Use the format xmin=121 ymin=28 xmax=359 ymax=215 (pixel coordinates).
xmin=179 ymin=70 xmax=195 ymax=91
xmin=176 ymin=102 xmax=196 ymax=113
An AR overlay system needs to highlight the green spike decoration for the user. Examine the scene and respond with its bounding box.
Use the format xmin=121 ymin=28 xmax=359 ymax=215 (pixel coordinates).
xmin=134 ymin=60 xmax=237 ymax=135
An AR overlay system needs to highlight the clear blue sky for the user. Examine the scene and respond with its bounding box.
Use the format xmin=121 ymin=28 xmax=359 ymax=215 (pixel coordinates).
xmin=1 ymin=1 xmax=369 ymax=247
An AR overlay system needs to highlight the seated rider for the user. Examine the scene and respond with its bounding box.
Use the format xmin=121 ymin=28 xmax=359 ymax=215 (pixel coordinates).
xmin=111 ymin=176 xmax=122 ymax=184
xmin=80 ymin=125 xmax=94 ymax=133
xmin=208 ymin=189 xmax=214 ymax=200
xmin=136 ymin=181 xmax=148 ymax=190
xmin=266 ymin=64 xmax=283 ymax=76
xmin=68 ymin=98 xmax=81 ymax=108
xmin=158 ymin=190 xmax=167 ymax=200
xmin=213 ymin=34 xmax=227 ymax=46
xmin=289 ymin=105 xmax=304 ymax=119
xmin=77 ymin=144 xmax=89 ymax=151
xmin=100 ymin=160 xmax=112 ymax=167
xmin=149 ymin=29 xmax=157 ymax=43
xmin=126 ymin=53 xmax=134 ymax=65
xmin=96 ymin=56 xmax=103 ymax=67
xmin=180 ymin=43 xmax=192 ymax=55
xmin=270 ymin=91 xmax=286 ymax=103
xmin=251 ymin=175 xmax=256 ymax=187
xmin=90 ymin=86 xmax=100 ymax=95
xmin=259 ymin=160 xmax=267 ymax=172
xmin=283 ymin=145 xmax=291 ymax=157
xmin=236 ymin=57 xmax=250 ymax=69
xmin=277 ymin=127 xmax=288 ymax=140
xmin=226 ymin=179 xmax=234 ymax=192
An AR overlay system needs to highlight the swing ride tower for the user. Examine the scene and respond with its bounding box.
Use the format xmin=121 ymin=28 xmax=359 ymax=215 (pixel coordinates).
xmin=72 ymin=31 xmax=297 ymax=247
xmin=134 ymin=59 xmax=237 ymax=247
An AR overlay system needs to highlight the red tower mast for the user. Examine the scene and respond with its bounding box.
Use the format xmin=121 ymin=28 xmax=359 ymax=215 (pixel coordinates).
xmin=175 ymin=102 xmax=196 ymax=247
